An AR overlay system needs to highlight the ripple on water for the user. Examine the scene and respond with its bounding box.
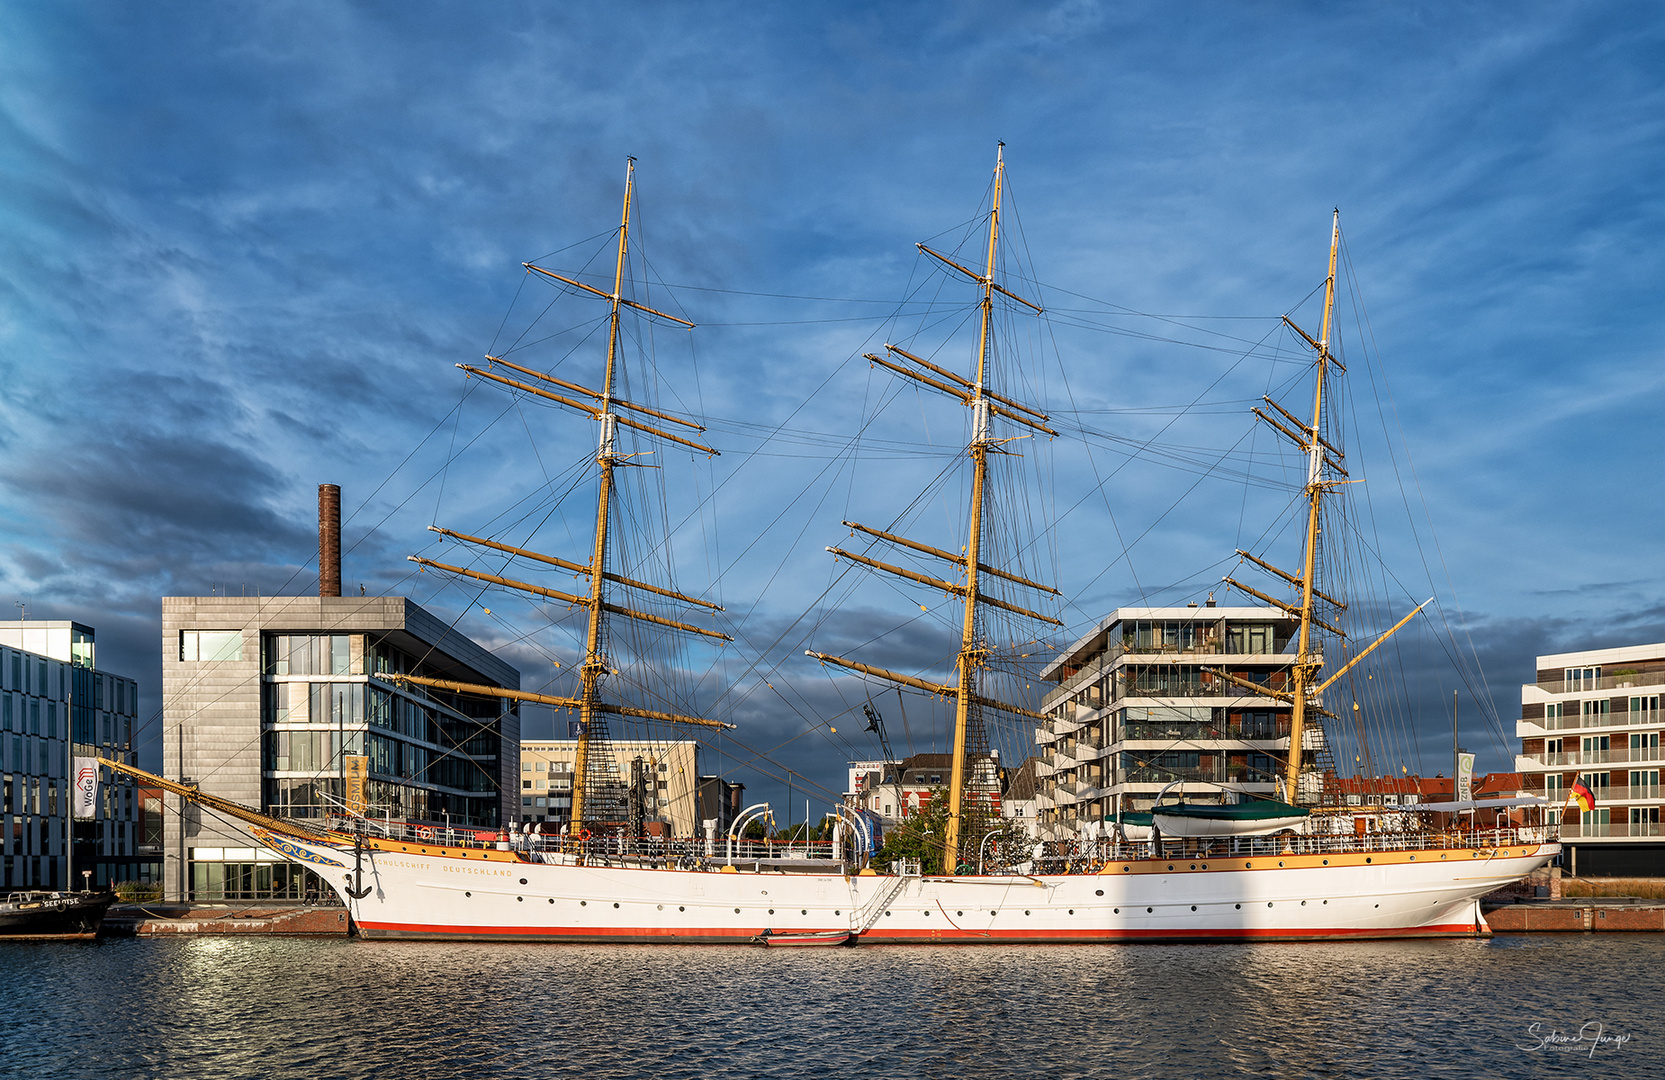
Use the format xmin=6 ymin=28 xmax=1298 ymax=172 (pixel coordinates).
xmin=0 ymin=936 xmax=1658 ymax=1079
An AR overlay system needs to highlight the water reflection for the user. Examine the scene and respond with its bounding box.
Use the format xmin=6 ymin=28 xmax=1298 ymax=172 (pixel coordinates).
xmin=0 ymin=936 xmax=1656 ymax=1079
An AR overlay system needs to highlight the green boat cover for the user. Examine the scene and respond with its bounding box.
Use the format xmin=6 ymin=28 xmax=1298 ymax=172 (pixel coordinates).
xmin=1152 ymin=800 xmax=1310 ymax=821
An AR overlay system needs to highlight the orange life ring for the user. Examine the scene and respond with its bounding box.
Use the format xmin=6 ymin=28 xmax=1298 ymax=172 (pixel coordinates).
xmin=417 ymin=826 xmax=435 ymax=841
xmin=578 ymin=829 xmax=592 ymax=841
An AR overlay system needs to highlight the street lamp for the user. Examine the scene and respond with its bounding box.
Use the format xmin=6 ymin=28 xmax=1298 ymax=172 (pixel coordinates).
xmin=978 ymin=828 xmax=1003 ymax=876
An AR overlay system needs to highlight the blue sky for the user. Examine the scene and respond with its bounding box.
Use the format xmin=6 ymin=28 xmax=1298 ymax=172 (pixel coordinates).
xmin=3 ymin=2 xmax=1663 ymax=815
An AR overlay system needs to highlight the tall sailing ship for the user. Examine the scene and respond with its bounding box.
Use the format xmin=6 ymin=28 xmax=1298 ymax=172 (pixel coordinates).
xmin=106 ymin=151 xmax=1557 ymax=943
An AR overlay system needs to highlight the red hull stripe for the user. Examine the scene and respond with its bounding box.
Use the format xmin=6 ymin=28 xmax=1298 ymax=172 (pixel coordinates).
xmin=356 ymin=920 xmax=1482 ymax=942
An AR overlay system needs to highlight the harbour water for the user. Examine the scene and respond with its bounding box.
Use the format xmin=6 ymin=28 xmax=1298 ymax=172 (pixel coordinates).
xmin=1 ymin=935 xmax=1656 ymax=1079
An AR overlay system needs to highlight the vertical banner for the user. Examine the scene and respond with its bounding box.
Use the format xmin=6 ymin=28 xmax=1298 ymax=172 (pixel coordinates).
xmin=72 ymin=757 xmax=99 ymax=820
xmin=344 ymin=755 xmax=368 ymax=814
xmin=1457 ymin=752 xmax=1476 ymax=802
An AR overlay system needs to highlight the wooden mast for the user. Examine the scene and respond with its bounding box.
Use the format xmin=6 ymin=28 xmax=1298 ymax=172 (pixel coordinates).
xmin=1281 ymin=210 xmax=1341 ymax=806
xmin=808 ymin=144 xmax=1052 ymax=872
xmin=570 ymin=158 xmax=637 ymax=828
xmin=941 ymin=144 xmax=1005 ymax=868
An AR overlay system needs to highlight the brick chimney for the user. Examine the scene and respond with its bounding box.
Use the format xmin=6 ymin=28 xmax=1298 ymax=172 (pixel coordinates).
xmin=318 ymin=484 xmax=341 ymax=597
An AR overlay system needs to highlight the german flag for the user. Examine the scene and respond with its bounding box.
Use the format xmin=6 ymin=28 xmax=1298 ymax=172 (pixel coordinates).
xmin=1571 ymin=778 xmax=1597 ymax=813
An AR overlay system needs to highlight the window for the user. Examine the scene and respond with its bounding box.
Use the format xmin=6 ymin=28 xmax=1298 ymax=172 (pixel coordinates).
xmin=522 ymin=780 xmax=532 ymax=789
xmin=536 ymin=761 xmax=546 ymax=772
xmin=1544 ymin=702 xmax=1564 ymax=729
xmin=1631 ymin=696 xmax=1661 ymax=726
xmin=1582 ymin=735 xmax=1610 ymax=757
xmin=1582 ymin=699 xmax=1611 ymax=727
xmin=1566 ymin=666 xmax=1600 ymax=691
xmin=265 ymin=634 xmax=352 ymax=676
xmin=309 ymin=683 xmax=363 ymax=726
xmin=1226 ymin=623 xmax=1274 ymax=655
xmin=1629 ymin=770 xmax=1659 ymax=793
xmin=181 ymin=630 xmax=243 ymax=662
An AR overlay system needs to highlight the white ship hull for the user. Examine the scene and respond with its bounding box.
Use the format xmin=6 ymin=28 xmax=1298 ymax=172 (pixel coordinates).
xmin=257 ymin=828 xmax=1558 ymax=944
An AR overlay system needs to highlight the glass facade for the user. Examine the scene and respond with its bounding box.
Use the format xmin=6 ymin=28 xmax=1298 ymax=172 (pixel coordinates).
xmin=259 ymin=632 xmax=503 ymax=828
xmin=1 ymin=631 xmax=145 ymax=890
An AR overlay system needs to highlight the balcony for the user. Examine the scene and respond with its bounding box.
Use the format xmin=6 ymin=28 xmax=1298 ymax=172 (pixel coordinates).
xmin=1558 ymin=821 xmax=1665 ymax=839
xmin=1521 ymin=710 xmax=1662 ymax=734
xmin=1071 ymin=736 xmax=1109 ymax=764
xmin=1535 ymin=669 xmax=1665 ymax=696
xmin=1518 ymin=747 xmax=1665 ymax=769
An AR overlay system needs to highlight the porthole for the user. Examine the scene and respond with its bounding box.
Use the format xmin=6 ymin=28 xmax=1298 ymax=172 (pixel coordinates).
xmin=1365 ymin=857 xmax=1372 ymax=864
xmin=465 ymin=891 xmax=472 ymax=898
xmin=1025 ymin=910 xmax=1031 ymax=916
xmin=548 ymin=899 xmax=554 ymax=905
xmin=801 ymin=910 xmax=807 ymax=915
xmin=1114 ymin=908 xmax=1120 ymax=914
xmin=735 ymin=908 xmax=741 ymax=914
xmin=886 ymin=911 xmax=893 ymax=917
xmin=614 ymin=903 xmax=620 ymax=909
xmin=1322 ymin=900 xmax=1328 ymax=905
xmin=1301 ymin=900 xmax=1306 ymax=906
xmin=1096 ymin=890 xmax=1105 ymax=896
xmin=768 ymin=909 xmax=775 ymax=915
xmin=1122 ymin=866 xmax=1130 ymax=873
xmin=679 ymin=906 xmax=685 ymax=912
xmin=1440 ymin=854 xmax=1447 ymax=860
xmin=1245 ymin=862 xmax=1252 ymax=868
xmin=657 ymin=905 xmax=663 ymax=910
xmin=1069 ymin=909 xmax=1075 ymax=915
xmin=1167 ymin=864 xmax=1174 ymax=871
xmin=1235 ymin=904 xmax=1241 ymax=910
xmin=957 ymin=910 xmax=964 ymax=916
xmin=1267 ymin=902 xmax=1273 ymax=908
xmin=1190 ymin=864 xmax=1196 ymax=870
xmin=1322 ymin=859 xmax=1328 ymax=865
xmin=1409 ymin=856 xmax=1415 ymax=861
xmin=835 ymin=910 xmax=841 ymax=915
xmin=1190 ymin=905 xmax=1197 ymax=912
xmin=1278 ymin=861 xmax=1284 ymax=867
xmin=991 ymin=910 xmax=998 ymax=916
xmin=517 ymin=897 xmax=523 ymax=903
xmin=520 ymin=878 xmax=528 ymax=885
xmin=1200 ymin=863 xmax=1208 ymax=870
xmin=1146 ymin=907 xmax=1153 ymax=913
xmin=1374 ymin=903 xmax=1380 ymax=908
xmin=923 ymin=910 xmax=929 ymax=916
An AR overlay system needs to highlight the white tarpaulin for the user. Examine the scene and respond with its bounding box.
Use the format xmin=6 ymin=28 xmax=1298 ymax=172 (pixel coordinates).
xmin=72 ymin=757 xmax=99 ymax=820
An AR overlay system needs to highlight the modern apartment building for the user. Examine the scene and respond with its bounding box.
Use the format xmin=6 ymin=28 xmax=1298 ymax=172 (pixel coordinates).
xmin=0 ymin=620 xmax=145 ymax=891
xmin=1517 ymin=642 xmax=1665 ymax=876
xmin=1034 ymin=605 xmax=1310 ymax=842
xmin=520 ymin=739 xmax=699 ymax=837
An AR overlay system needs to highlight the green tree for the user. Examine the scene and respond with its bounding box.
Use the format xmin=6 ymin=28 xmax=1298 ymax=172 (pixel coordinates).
xmin=873 ymin=787 xmax=951 ymax=874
